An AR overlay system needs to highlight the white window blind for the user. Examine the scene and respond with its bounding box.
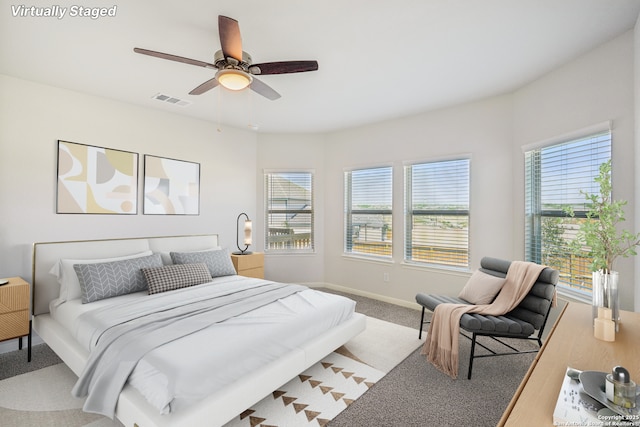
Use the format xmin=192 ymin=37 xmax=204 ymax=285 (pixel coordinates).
xmin=525 ymin=131 xmax=611 ymax=292
xmin=344 ymin=166 xmax=393 ymax=258
xmin=265 ymin=172 xmax=313 ymax=252
xmin=405 ymin=158 xmax=470 ymax=268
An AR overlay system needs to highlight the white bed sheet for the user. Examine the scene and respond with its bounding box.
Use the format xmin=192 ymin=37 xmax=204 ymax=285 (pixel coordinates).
xmin=50 ymin=276 xmax=356 ymax=414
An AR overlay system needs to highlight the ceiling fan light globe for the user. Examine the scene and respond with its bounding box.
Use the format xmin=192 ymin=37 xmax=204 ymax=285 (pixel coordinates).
xmin=217 ymin=69 xmax=252 ymax=91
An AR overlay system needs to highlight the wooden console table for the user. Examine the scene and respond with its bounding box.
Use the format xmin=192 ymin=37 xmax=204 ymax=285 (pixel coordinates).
xmin=498 ymin=302 xmax=640 ymax=426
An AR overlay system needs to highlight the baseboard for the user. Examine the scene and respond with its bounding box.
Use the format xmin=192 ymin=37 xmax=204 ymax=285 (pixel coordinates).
xmin=305 ymin=282 xmax=422 ymax=311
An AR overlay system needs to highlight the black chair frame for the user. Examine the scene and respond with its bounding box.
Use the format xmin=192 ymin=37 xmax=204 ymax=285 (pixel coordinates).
xmin=418 ymin=303 xmax=554 ymax=379
xmin=416 ymin=257 xmax=559 ymax=379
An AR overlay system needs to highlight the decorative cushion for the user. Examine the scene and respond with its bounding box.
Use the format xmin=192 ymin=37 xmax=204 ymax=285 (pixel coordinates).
xmin=157 ymin=246 xmax=222 ymax=265
xmin=142 ymin=263 xmax=212 ymax=295
xmin=73 ymin=253 xmax=163 ymax=303
xmin=458 ymin=270 xmax=506 ymax=305
xmin=170 ymin=249 xmax=237 ymax=278
xmin=49 ymin=250 xmax=154 ymax=303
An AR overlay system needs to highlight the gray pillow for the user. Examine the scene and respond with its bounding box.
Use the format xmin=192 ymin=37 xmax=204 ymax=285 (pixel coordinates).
xmin=170 ymin=249 xmax=237 ymax=278
xmin=142 ymin=263 xmax=212 ymax=295
xmin=74 ymin=253 xmax=163 ymax=303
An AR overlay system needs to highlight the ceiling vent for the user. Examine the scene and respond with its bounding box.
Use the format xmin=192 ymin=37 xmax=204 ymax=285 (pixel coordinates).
xmin=152 ymin=93 xmax=192 ymax=107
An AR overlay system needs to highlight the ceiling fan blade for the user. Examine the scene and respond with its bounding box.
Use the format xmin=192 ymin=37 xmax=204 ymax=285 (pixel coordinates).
xmin=218 ymin=15 xmax=243 ymax=61
xmin=250 ymin=77 xmax=281 ymax=100
xmin=134 ymin=48 xmax=216 ymax=69
xmin=250 ymin=60 xmax=318 ymax=75
xmin=189 ymin=77 xmax=219 ymax=95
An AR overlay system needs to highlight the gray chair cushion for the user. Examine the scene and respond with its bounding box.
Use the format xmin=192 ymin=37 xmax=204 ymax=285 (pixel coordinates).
xmin=416 ymin=256 xmax=558 ymax=337
xmin=416 ymin=292 xmax=535 ymax=337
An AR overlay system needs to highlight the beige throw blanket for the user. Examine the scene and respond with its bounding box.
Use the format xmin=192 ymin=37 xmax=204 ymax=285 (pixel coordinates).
xmin=421 ymin=261 xmax=546 ymax=379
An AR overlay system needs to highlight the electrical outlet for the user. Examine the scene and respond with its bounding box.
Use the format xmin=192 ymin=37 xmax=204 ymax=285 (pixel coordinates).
xmin=383 ymin=272 xmax=389 ymax=282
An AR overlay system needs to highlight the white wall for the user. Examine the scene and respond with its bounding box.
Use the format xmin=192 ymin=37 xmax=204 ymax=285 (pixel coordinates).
xmin=0 ymin=23 xmax=637 ymax=319
xmin=321 ymin=95 xmax=514 ymax=305
xmin=0 ymin=75 xmax=258 ymax=284
xmin=512 ymin=31 xmax=637 ymax=310
xmin=256 ymin=133 xmax=327 ymax=283
xmin=254 ymin=30 xmax=638 ymax=311
xmin=635 ymin=15 xmax=640 ymax=312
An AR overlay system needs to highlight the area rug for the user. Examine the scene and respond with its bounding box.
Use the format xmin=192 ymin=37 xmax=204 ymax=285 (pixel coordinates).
xmin=0 ymin=316 xmax=421 ymax=427
xmin=223 ymin=351 xmax=383 ymax=427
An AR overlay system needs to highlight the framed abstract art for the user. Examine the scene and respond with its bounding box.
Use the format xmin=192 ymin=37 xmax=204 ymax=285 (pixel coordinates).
xmin=143 ymin=155 xmax=200 ymax=215
xmin=56 ymin=140 xmax=138 ymax=214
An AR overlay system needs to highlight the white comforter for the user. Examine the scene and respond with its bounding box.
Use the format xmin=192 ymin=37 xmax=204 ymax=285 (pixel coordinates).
xmin=51 ymin=276 xmax=355 ymax=415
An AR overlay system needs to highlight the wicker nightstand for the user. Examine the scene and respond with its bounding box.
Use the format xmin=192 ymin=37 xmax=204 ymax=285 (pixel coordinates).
xmin=0 ymin=277 xmax=31 ymax=361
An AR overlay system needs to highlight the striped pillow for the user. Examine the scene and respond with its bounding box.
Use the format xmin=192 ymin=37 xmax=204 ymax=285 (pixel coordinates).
xmin=142 ymin=263 xmax=212 ymax=295
xmin=170 ymin=249 xmax=237 ymax=277
xmin=74 ymin=254 xmax=163 ymax=303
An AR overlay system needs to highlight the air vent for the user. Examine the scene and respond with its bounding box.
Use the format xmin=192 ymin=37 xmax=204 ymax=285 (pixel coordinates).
xmin=152 ymin=93 xmax=192 ymax=107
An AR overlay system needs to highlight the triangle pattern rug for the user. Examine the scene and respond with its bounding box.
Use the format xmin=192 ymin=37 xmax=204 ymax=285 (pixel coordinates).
xmin=0 ymin=316 xmax=421 ymax=427
xmin=224 ymin=352 xmax=383 ymax=427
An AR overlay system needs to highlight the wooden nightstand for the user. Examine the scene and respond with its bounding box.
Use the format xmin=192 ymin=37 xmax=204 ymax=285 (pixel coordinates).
xmin=0 ymin=277 xmax=31 ymax=361
xmin=231 ymin=252 xmax=264 ymax=279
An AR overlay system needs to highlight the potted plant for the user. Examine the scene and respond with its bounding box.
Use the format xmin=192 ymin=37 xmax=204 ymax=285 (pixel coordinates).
xmin=566 ymin=159 xmax=640 ymax=330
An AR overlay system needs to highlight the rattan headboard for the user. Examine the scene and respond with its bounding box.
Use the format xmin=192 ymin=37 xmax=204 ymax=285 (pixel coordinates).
xmin=32 ymin=234 xmax=219 ymax=316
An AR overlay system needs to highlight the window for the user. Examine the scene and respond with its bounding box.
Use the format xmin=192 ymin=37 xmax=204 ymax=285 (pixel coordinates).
xmin=344 ymin=166 xmax=392 ymax=258
xmin=404 ymin=158 xmax=470 ymax=268
xmin=265 ymin=172 xmax=313 ymax=252
xmin=524 ymin=131 xmax=611 ymax=293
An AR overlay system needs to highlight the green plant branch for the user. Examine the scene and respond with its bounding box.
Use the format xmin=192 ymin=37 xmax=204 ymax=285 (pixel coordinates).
xmin=565 ymin=160 xmax=640 ymax=272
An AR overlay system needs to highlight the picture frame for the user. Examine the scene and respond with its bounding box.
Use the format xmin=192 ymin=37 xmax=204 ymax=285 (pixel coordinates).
xmin=56 ymin=140 xmax=138 ymax=214
xmin=143 ymin=155 xmax=200 ymax=215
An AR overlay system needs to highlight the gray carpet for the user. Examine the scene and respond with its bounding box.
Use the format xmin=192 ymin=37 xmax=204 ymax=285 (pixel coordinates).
xmin=316 ymin=288 xmax=420 ymax=330
xmin=0 ymin=288 xmax=540 ymax=427
xmin=0 ymin=344 xmax=62 ymax=381
xmin=319 ymin=288 xmax=538 ymax=427
xmin=329 ymin=337 xmax=535 ymax=427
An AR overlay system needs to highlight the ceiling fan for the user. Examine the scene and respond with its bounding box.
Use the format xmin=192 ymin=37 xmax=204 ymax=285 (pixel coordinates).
xmin=134 ymin=15 xmax=319 ymax=100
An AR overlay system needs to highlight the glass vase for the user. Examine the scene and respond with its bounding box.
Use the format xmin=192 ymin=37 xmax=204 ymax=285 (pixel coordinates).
xmin=592 ymin=270 xmax=620 ymax=332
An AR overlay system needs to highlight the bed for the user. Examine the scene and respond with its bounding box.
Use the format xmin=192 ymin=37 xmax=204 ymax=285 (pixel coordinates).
xmin=31 ymin=234 xmax=366 ymax=427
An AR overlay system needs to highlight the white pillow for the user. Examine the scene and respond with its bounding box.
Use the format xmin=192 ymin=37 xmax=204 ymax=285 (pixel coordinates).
xmin=49 ymin=250 xmax=153 ymax=303
xmin=458 ymin=270 xmax=506 ymax=305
